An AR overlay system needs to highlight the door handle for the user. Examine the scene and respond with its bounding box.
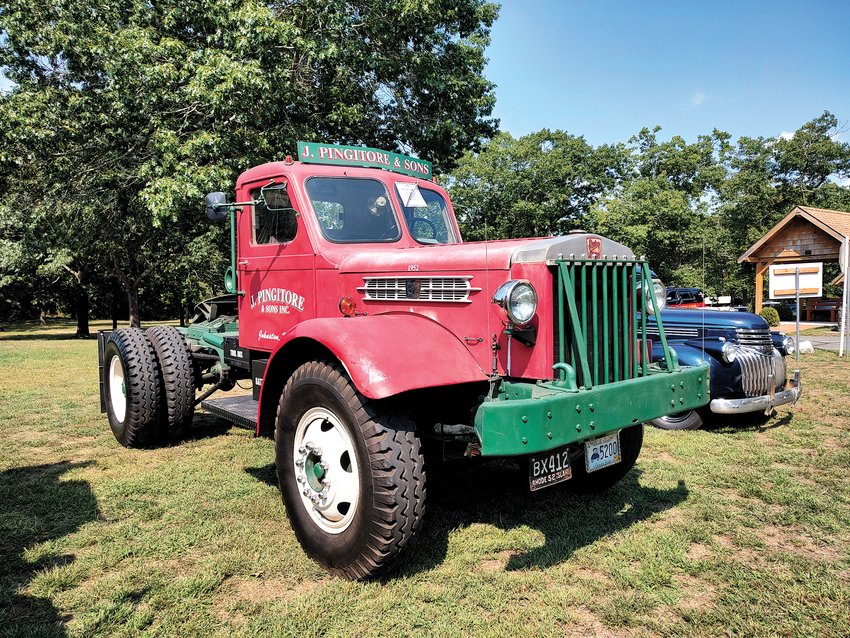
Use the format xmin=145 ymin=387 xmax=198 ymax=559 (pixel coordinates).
xmin=238 ymin=260 xmax=249 ymax=266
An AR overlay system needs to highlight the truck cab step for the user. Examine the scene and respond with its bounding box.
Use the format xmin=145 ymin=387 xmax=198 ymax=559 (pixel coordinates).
xmin=201 ymin=395 xmax=258 ymax=430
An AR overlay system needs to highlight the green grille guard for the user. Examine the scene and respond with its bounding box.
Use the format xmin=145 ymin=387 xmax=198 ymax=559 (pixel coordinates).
xmin=553 ymin=258 xmax=678 ymax=390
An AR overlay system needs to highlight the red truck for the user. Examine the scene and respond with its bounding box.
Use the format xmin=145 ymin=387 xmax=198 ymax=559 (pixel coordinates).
xmin=99 ymin=142 xmax=709 ymax=579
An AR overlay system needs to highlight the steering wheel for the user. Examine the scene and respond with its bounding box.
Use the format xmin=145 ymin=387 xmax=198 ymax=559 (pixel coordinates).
xmin=411 ymin=217 xmax=437 ymax=240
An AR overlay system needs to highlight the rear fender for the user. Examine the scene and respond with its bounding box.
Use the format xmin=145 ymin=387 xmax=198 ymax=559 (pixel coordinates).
xmin=256 ymin=315 xmax=488 ymax=435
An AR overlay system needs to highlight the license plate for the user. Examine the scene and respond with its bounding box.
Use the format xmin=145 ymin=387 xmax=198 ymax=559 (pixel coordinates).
xmin=584 ymin=432 xmax=621 ymax=473
xmin=528 ymin=445 xmax=572 ymax=491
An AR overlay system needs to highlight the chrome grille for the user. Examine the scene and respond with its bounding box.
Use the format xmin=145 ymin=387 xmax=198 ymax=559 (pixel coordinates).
xmin=359 ymin=276 xmax=478 ymax=303
xmin=737 ymin=348 xmax=784 ymax=397
xmin=647 ymin=327 xmax=699 ymax=340
xmin=736 ymin=328 xmax=773 ymax=354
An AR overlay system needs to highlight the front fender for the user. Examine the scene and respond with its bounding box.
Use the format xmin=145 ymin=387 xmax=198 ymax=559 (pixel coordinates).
xmin=264 ymin=314 xmax=488 ymax=401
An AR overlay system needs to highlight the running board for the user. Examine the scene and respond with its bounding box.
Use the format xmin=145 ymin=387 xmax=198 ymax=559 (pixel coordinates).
xmin=201 ymin=395 xmax=258 ymax=430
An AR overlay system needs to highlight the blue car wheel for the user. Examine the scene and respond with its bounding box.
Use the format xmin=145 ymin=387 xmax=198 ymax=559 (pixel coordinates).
xmin=650 ymin=409 xmax=705 ymax=431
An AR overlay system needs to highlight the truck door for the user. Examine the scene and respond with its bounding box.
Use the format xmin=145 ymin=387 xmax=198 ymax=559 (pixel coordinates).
xmin=237 ymin=177 xmax=315 ymax=351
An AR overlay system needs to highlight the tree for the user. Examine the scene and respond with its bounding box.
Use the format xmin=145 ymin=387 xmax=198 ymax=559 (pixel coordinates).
xmin=587 ymin=129 xmax=729 ymax=290
xmin=589 ymin=177 xmax=711 ymax=287
xmin=0 ymin=0 xmax=499 ymax=327
xmin=448 ymin=130 xmax=631 ymax=241
xmin=717 ymin=111 xmax=850 ymax=299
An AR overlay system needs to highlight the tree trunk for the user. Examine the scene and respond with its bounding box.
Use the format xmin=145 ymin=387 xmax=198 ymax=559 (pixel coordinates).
xmin=75 ymin=285 xmax=90 ymax=338
xmin=127 ymin=282 xmax=141 ymax=328
xmin=177 ymin=289 xmax=185 ymax=327
xmin=111 ymin=278 xmax=120 ymax=330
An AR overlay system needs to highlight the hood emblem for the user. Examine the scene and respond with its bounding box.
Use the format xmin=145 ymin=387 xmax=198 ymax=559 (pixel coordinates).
xmin=405 ymin=279 xmax=422 ymax=299
xmin=587 ymin=237 xmax=602 ymax=259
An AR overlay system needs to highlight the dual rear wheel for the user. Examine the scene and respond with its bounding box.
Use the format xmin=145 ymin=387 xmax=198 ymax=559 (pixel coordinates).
xmin=104 ymin=327 xmax=196 ymax=447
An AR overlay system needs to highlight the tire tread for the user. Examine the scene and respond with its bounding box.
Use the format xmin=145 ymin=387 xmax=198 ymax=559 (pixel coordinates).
xmin=146 ymin=326 xmax=196 ymax=438
xmin=106 ymin=328 xmax=162 ymax=447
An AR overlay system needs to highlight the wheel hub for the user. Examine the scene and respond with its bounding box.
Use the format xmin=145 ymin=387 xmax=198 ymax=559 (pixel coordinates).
xmin=108 ymin=355 xmax=128 ymax=423
xmin=292 ymin=410 xmax=360 ymax=534
xmin=296 ymin=443 xmax=331 ymax=503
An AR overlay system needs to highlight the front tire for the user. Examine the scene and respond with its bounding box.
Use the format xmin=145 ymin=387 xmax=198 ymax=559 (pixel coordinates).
xmin=564 ymin=424 xmax=643 ymax=494
xmin=103 ymin=328 xmax=163 ymax=447
xmin=275 ymin=360 xmax=426 ymax=580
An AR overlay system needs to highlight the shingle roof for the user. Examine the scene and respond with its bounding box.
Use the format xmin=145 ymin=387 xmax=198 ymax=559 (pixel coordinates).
xmin=738 ymin=205 xmax=850 ymax=263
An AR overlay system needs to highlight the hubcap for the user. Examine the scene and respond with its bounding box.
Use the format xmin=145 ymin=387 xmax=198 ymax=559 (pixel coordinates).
xmin=658 ymin=410 xmax=694 ymax=424
xmin=293 ymin=407 xmax=359 ymax=534
xmin=108 ymin=355 xmax=127 ymax=423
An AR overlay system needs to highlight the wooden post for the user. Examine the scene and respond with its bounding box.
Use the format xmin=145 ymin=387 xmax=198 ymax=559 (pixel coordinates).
xmin=755 ymin=261 xmax=766 ymax=314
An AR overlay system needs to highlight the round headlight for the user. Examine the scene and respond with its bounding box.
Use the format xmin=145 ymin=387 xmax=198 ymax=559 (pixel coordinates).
xmin=493 ymin=280 xmax=538 ymax=325
xmin=721 ymin=341 xmax=737 ymax=363
xmin=782 ymin=335 xmax=795 ymax=355
xmin=651 ymin=279 xmax=667 ymax=313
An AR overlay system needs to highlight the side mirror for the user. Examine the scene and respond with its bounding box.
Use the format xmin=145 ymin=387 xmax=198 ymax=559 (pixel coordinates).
xmin=205 ymin=192 xmax=228 ymax=221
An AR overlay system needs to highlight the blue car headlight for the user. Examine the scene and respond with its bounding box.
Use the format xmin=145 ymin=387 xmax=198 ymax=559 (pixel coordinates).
xmin=782 ymin=336 xmax=795 ymax=355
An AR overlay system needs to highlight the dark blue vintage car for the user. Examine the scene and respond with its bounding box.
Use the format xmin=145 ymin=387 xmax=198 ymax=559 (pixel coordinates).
xmin=645 ymin=307 xmax=801 ymax=430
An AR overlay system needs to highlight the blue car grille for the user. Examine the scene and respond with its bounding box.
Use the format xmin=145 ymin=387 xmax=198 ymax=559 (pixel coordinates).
xmin=737 ymin=348 xmax=784 ymax=397
xmin=736 ymin=328 xmax=773 ymax=354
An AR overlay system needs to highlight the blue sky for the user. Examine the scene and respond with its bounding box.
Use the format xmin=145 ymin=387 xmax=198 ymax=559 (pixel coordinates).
xmin=485 ymin=0 xmax=850 ymax=145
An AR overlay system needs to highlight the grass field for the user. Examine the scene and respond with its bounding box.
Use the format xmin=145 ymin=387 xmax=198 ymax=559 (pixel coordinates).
xmin=1 ymin=320 xmax=849 ymax=637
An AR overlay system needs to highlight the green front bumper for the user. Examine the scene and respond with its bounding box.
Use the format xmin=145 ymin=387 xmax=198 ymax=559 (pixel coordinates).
xmin=474 ymin=362 xmax=709 ymax=456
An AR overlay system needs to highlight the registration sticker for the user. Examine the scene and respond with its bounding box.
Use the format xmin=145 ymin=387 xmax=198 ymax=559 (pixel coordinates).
xmin=584 ymin=432 xmax=621 ymax=473
xmin=528 ymin=445 xmax=572 ymax=491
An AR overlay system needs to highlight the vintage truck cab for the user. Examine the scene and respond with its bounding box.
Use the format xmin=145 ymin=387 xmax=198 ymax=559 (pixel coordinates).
xmin=99 ymin=142 xmax=709 ymax=579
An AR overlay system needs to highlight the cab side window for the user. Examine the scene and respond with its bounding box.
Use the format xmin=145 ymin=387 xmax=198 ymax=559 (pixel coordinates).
xmin=251 ymin=186 xmax=298 ymax=244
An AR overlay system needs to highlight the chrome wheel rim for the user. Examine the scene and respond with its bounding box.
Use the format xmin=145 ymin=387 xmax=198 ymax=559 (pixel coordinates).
xmin=293 ymin=407 xmax=360 ymax=534
xmin=108 ymin=355 xmax=127 ymax=423
xmin=657 ymin=411 xmax=694 ymax=424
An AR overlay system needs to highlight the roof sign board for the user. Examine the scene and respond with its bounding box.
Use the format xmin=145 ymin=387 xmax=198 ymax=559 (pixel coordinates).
xmin=297 ymin=141 xmax=433 ymax=180
xmin=769 ymin=262 xmax=823 ymax=299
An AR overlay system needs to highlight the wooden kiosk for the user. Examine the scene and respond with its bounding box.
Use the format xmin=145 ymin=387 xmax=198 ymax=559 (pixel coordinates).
xmin=738 ymin=206 xmax=850 ymax=315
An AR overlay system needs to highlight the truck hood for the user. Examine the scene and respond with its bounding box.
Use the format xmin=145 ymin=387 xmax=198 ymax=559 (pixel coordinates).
xmin=656 ymin=309 xmax=769 ymax=331
xmin=338 ymin=234 xmax=636 ymax=273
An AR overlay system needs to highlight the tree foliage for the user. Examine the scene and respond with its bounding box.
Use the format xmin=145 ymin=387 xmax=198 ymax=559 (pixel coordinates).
xmin=450 ymin=130 xmax=630 ymax=241
xmin=449 ymin=113 xmax=850 ymax=301
xmin=0 ymin=0 xmax=498 ymax=328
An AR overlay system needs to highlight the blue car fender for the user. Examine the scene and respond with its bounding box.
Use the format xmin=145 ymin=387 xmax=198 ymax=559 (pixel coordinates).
xmin=652 ymin=342 xmax=738 ymax=398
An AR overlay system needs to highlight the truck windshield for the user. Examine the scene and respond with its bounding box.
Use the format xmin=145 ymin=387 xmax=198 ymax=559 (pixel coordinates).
xmin=306 ymin=177 xmax=401 ymax=243
xmin=395 ymin=183 xmax=458 ymax=244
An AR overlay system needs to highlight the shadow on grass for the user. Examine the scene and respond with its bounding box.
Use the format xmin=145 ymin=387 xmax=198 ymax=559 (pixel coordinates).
xmin=244 ymin=459 xmax=688 ymax=577
xmin=408 ymin=462 xmax=688 ymax=574
xmin=0 ymin=461 xmax=99 ymax=637
xmin=703 ymin=410 xmax=794 ymax=435
xmin=180 ymin=413 xmax=234 ymax=443
xmin=0 ymin=333 xmax=94 ymax=342
xmin=245 ymin=463 xmax=277 ymax=488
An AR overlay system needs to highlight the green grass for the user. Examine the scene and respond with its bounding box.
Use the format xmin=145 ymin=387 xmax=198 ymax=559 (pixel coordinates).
xmin=1 ymin=321 xmax=849 ymax=637
xmin=798 ymin=326 xmax=842 ymax=337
